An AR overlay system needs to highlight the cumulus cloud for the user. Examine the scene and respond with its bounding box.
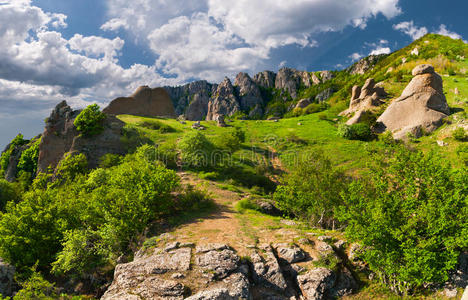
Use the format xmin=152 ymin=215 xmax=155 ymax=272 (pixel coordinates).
xmin=369 ymin=47 xmax=391 ymax=55
xmin=393 ymin=21 xmax=428 ymax=40
xmin=435 ymin=24 xmax=465 ymax=41
xmin=103 ymin=0 xmax=401 ymax=81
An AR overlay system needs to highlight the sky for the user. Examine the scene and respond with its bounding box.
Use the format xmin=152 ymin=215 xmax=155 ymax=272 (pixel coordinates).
xmin=0 ymin=0 xmax=467 ymax=149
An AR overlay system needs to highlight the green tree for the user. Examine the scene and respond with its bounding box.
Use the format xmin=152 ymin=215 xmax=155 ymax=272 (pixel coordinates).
xmin=17 ymin=138 xmax=41 ymax=177
xmin=274 ymin=150 xmax=348 ymax=228
xmin=178 ymin=131 xmax=216 ymax=168
xmin=73 ymin=104 xmax=106 ymax=136
xmin=337 ymin=148 xmax=468 ymax=294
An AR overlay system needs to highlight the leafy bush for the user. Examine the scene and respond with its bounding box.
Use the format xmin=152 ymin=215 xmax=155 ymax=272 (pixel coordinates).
xmin=0 ymin=180 xmax=20 ymax=212
xmin=304 ymin=102 xmax=329 ymax=115
xmin=54 ymin=153 xmax=88 ymax=184
xmin=17 ymin=138 xmax=41 ymax=177
xmin=338 ymin=123 xmax=374 ymax=141
xmin=138 ymin=120 xmax=175 ymax=133
xmin=337 ymin=148 xmax=468 ymax=294
xmin=274 ymin=151 xmax=348 ymax=228
xmin=452 ymin=127 xmax=466 ymax=141
xmin=73 ymin=104 xmax=106 ymax=137
xmin=0 ymin=134 xmax=28 ymax=172
xmin=178 ymin=131 xmax=216 ymax=168
xmin=218 ymin=128 xmax=245 ymax=153
xmin=13 ymin=271 xmax=57 ymax=300
xmin=99 ymin=153 xmax=122 ymax=168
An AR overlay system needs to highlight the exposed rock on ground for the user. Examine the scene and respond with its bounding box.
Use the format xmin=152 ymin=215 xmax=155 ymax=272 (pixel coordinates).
xmin=295 ymin=98 xmax=312 ymax=109
xmin=375 ymin=64 xmax=449 ymax=139
xmin=0 ymin=258 xmax=15 ymax=297
xmin=340 ymin=78 xmax=387 ymax=125
xmin=37 ymin=101 xmax=126 ymax=173
xmin=103 ymin=86 xmax=176 ymax=118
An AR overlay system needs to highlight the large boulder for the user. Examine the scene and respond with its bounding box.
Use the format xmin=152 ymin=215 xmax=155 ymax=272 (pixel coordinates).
xmin=253 ymin=71 xmax=276 ymax=89
xmin=376 ymin=64 xmax=449 ymax=139
xmin=37 ymin=101 xmax=126 ymax=173
xmin=297 ymin=267 xmax=356 ymax=300
xmin=0 ymin=258 xmax=15 ymax=297
xmin=296 ymin=98 xmax=312 ymax=109
xmin=103 ymin=86 xmax=176 ymax=118
xmin=206 ymin=78 xmax=240 ymax=120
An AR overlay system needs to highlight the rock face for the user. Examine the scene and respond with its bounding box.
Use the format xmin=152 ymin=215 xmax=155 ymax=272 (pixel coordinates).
xmin=347 ymin=55 xmax=384 ymax=75
xmin=376 ymin=64 xmax=449 ymax=139
xmin=315 ymin=88 xmax=334 ymax=103
xmin=206 ymin=77 xmax=241 ymax=121
xmin=165 ymin=81 xmax=216 ymax=121
xmin=296 ymin=98 xmax=312 ymax=109
xmin=275 ymin=67 xmax=311 ymax=99
xmin=103 ymin=86 xmax=176 ymax=118
xmin=0 ymin=258 xmax=15 ymax=297
xmin=104 ymin=239 xmax=357 ymax=300
xmin=340 ymin=78 xmax=387 ymax=125
xmin=235 ymin=72 xmax=264 ymax=114
xmin=37 ymin=101 xmax=126 ymax=173
xmin=3 ymin=135 xmax=41 ymax=182
xmin=253 ymin=70 xmax=276 ymax=89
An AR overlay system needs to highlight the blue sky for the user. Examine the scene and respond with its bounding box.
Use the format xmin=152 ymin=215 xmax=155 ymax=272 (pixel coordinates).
xmin=0 ymin=0 xmax=467 ymax=149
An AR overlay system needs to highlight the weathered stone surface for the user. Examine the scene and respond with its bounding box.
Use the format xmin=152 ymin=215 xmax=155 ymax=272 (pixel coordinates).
xmin=347 ymin=55 xmax=383 ymax=75
xmin=216 ymin=114 xmax=227 ymax=127
xmin=165 ymin=80 xmax=215 ymax=120
xmin=251 ymin=246 xmax=288 ymax=291
xmin=235 ymin=72 xmax=264 ymax=113
xmin=376 ymin=64 xmax=449 ymax=139
xmin=185 ymin=288 xmax=232 ymax=300
xmin=196 ymin=249 xmax=240 ymax=280
xmin=206 ymin=78 xmax=241 ymax=120
xmin=296 ymin=98 xmax=312 ymax=109
xmin=320 ymin=71 xmax=334 ymax=82
xmin=275 ymin=68 xmax=302 ymax=99
xmin=3 ymin=135 xmax=40 ymax=182
xmin=253 ymin=71 xmax=276 ymax=89
xmin=298 ymin=267 xmax=356 ymax=300
xmin=103 ymin=86 xmax=176 ymax=118
xmin=195 ymin=244 xmax=230 ymax=254
xmin=0 ymin=258 xmax=15 ymax=297
xmin=315 ymin=88 xmax=334 ymax=103
xmin=412 ymin=64 xmax=434 ymax=76
xmin=274 ymin=243 xmax=306 ymax=264
xmin=37 ymin=101 xmax=126 ymax=174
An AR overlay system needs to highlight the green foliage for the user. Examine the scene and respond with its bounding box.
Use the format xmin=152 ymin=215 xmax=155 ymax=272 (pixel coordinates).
xmin=99 ymin=153 xmax=122 ymax=168
xmin=0 ymin=180 xmax=20 ymax=212
xmin=17 ymin=138 xmax=41 ymax=177
xmin=0 ymin=134 xmax=28 ymax=172
xmin=304 ymin=102 xmax=329 ymax=115
xmin=452 ymin=127 xmax=466 ymax=141
xmin=73 ymin=104 xmax=106 ymax=137
xmin=55 ymin=153 xmax=88 ymax=184
xmin=218 ymin=128 xmax=246 ymax=153
xmin=274 ymin=151 xmax=348 ymax=228
xmin=337 ymin=148 xmax=468 ymax=294
xmin=138 ymin=120 xmax=176 ymax=133
xmin=337 ymin=123 xmax=374 ymax=141
xmin=178 ymin=131 xmax=217 ymax=168
xmin=13 ymin=271 xmax=57 ymax=300
xmin=235 ymin=197 xmax=260 ymax=213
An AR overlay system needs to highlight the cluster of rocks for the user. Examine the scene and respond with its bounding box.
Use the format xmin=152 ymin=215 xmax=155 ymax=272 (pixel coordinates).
xmin=165 ymin=68 xmax=334 ymax=121
xmin=191 ymin=121 xmax=206 ymax=130
xmin=340 ymin=78 xmax=387 ymax=125
xmin=375 ymin=64 xmax=450 ymax=139
xmin=346 ymin=55 xmax=385 ymax=75
xmin=37 ymin=101 xmax=126 ymax=174
xmin=102 ymin=239 xmax=357 ymax=300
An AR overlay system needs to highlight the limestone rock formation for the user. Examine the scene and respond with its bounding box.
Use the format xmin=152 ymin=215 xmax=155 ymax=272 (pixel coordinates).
xmin=235 ymin=72 xmax=264 ymax=113
xmin=296 ymin=98 xmax=312 ymax=109
xmin=206 ymin=77 xmax=240 ymax=120
xmin=0 ymin=258 xmax=15 ymax=297
xmin=340 ymin=78 xmax=387 ymax=125
xmin=253 ymin=70 xmax=276 ymax=89
xmin=315 ymin=88 xmax=334 ymax=103
xmin=37 ymin=101 xmax=126 ymax=173
xmin=347 ymin=55 xmax=384 ymax=75
xmin=376 ymin=64 xmax=449 ymax=139
xmin=103 ymin=86 xmax=176 ymax=118
xmin=320 ymin=71 xmax=334 ymax=82
xmin=297 ymin=267 xmax=356 ymax=300
xmin=3 ymin=135 xmax=41 ymax=182
xmin=165 ymin=81 xmax=216 ymax=121
xmin=275 ymin=67 xmax=310 ymax=99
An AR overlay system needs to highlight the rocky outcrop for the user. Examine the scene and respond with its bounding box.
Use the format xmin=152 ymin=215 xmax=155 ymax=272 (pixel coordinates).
xmin=296 ymin=98 xmax=312 ymax=109
xmin=37 ymin=101 xmax=126 ymax=173
xmin=235 ymin=72 xmax=264 ymax=114
xmin=165 ymin=81 xmax=216 ymax=121
xmin=206 ymin=78 xmax=240 ymax=121
xmin=103 ymin=86 xmax=176 ymax=118
xmin=103 ymin=239 xmax=357 ymax=300
xmin=347 ymin=55 xmax=384 ymax=75
xmin=340 ymin=78 xmax=387 ymax=125
xmin=375 ymin=64 xmax=449 ymax=139
xmin=3 ymin=135 xmax=40 ymax=182
xmin=315 ymin=88 xmax=334 ymax=103
xmin=275 ymin=68 xmax=311 ymax=99
xmin=319 ymin=71 xmax=334 ymax=82
xmin=0 ymin=258 xmax=15 ymax=297
xmin=253 ymin=71 xmax=276 ymax=89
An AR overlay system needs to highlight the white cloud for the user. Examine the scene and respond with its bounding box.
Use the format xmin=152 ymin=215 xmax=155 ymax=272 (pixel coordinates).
xmin=393 ymin=21 xmax=428 ymax=40
xmin=100 ymin=18 xmax=129 ymax=31
xmin=369 ymin=47 xmax=391 ymax=55
xmin=435 ymin=24 xmax=465 ymax=41
xmin=103 ymin=0 xmax=401 ymax=81
xmin=69 ymin=34 xmax=124 ymax=62
xmin=349 ymin=53 xmax=363 ymax=61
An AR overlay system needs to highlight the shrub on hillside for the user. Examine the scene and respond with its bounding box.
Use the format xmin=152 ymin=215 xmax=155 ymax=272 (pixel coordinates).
xmin=73 ymin=104 xmax=106 ymax=137
xmin=0 ymin=180 xmax=20 ymax=212
xmin=274 ymin=150 xmax=348 ymax=228
xmin=338 ymin=123 xmax=374 ymax=141
xmin=17 ymin=138 xmax=41 ymax=177
xmin=54 ymin=153 xmax=88 ymax=184
xmin=0 ymin=134 xmax=28 ymax=172
xmin=337 ymin=148 xmax=468 ymax=295
xmin=218 ymin=128 xmax=246 ymax=153
xmin=452 ymin=127 xmax=466 ymax=141
xmin=178 ymin=131 xmax=217 ymax=168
